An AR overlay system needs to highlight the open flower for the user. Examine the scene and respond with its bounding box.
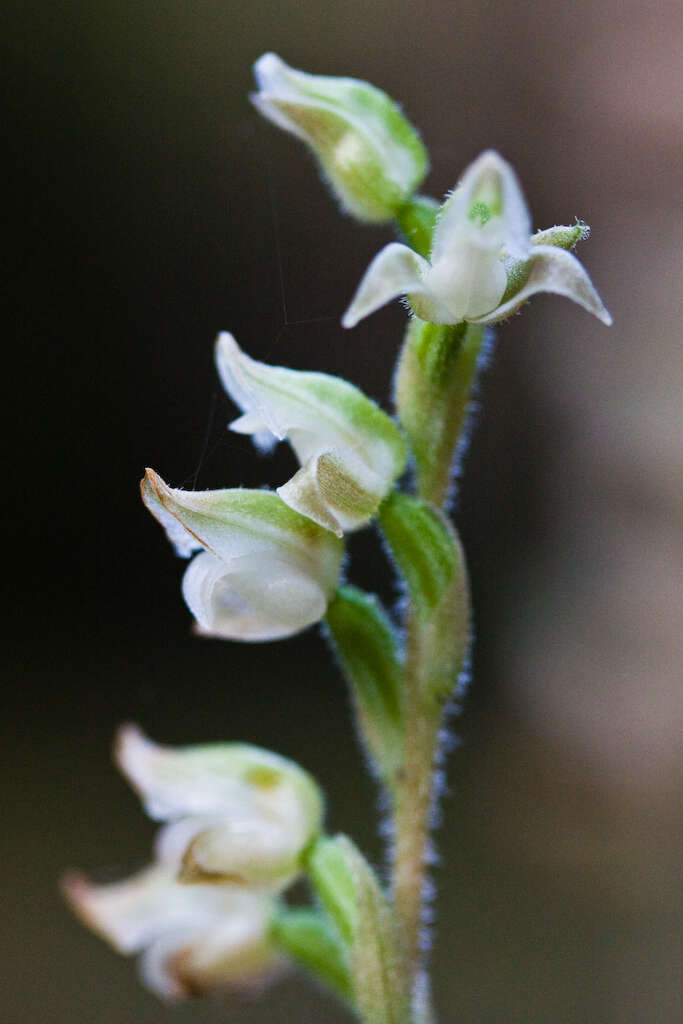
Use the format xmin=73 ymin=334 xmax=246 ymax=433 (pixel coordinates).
xmin=251 ymin=53 xmax=428 ymax=223
xmin=342 ymin=150 xmax=612 ymax=328
xmin=63 ymin=863 xmax=279 ymax=1000
xmin=141 ymin=470 xmax=343 ymax=641
xmin=215 ymin=332 xmax=406 ymax=536
xmin=63 ymin=725 xmax=325 ymax=999
xmin=115 ymin=725 xmax=324 ymax=887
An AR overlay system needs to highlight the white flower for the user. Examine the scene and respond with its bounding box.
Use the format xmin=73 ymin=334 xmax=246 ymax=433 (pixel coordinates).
xmin=251 ymin=53 xmax=428 ymax=223
xmin=342 ymin=150 xmax=612 ymax=328
xmin=63 ymin=863 xmax=279 ymax=1000
xmin=141 ymin=470 xmax=343 ymax=641
xmin=115 ymin=725 xmax=324 ymax=887
xmin=215 ymin=332 xmax=406 ymax=536
xmin=63 ymin=727 xmax=324 ymax=999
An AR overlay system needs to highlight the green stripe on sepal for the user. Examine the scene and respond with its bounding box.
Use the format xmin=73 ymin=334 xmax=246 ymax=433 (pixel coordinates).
xmin=307 ymin=835 xmax=411 ymax=1024
xmin=271 ymin=907 xmax=352 ymax=1003
xmin=380 ymin=492 xmax=457 ymax=614
xmin=325 ymin=586 xmax=404 ymax=783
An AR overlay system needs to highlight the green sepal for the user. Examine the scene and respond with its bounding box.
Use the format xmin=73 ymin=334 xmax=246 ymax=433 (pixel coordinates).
xmin=307 ymin=835 xmax=410 ymax=1024
xmin=394 ymin=194 xmax=439 ymax=258
xmin=271 ymin=907 xmax=352 ymax=1003
xmin=325 ymin=586 xmax=404 ymax=783
xmin=500 ymin=222 xmax=590 ymax=305
xmin=532 ymin=221 xmax=590 ymax=250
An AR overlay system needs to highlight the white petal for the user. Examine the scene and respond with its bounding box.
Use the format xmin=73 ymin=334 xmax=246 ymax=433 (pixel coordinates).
xmin=115 ymin=725 xmax=323 ymax=840
xmin=431 ymin=151 xmax=531 ymax=265
xmin=229 ymin=412 xmax=278 ymax=454
xmin=215 ymin=333 xmax=285 ymax=440
xmin=342 ymin=242 xmax=431 ymax=328
xmin=426 ymin=243 xmax=507 ymax=321
xmin=62 ymin=864 xmax=225 ymax=955
xmin=116 ymin=723 xmax=251 ymax=819
xmin=182 ymin=550 xmax=328 ymax=642
xmin=474 ymin=245 xmax=613 ymax=325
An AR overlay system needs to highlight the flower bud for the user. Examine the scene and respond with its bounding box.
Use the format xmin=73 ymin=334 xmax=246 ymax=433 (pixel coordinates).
xmin=117 ymin=724 xmax=324 ymax=888
xmin=141 ymin=470 xmax=343 ymax=640
xmin=251 ymin=53 xmax=428 ymax=223
xmin=343 ymin=150 xmax=611 ymax=328
xmin=215 ymin=332 xmax=406 ymax=536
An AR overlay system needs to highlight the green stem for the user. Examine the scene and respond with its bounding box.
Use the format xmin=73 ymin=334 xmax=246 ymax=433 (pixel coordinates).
xmin=391 ymin=608 xmax=442 ymax=1017
xmin=386 ymin=320 xmax=482 ymax=1020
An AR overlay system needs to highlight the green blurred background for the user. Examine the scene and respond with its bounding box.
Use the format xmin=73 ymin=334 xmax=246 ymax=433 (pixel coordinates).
xmin=5 ymin=1 xmax=682 ymax=1021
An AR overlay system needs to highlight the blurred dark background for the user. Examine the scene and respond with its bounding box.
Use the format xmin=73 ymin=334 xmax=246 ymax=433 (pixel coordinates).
xmin=5 ymin=1 xmax=682 ymax=1021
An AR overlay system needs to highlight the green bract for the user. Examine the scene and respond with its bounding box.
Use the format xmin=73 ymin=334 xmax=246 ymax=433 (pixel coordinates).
xmin=308 ymin=835 xmax=410 ymax=1023
xmin=252 ymin=53 xmax=428 ymax=223
xmin=325 ymin=586 xmax=404 ymax=783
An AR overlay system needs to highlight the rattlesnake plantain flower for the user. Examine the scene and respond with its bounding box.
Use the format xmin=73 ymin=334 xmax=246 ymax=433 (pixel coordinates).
xmin=63 ymin=726 xmax=324 ymax=999
xmin=215 ymin=332 xmax=407 ymax=536
xmin=251 ymin=52 xmax=428 ymax=223
xmin=141 ymin=470 xmax=343 ymax=641
xmin=342 ymin=149 xmax=612 ymax=328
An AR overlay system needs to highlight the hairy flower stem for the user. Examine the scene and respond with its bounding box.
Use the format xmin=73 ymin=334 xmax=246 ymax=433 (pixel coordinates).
xmin=389 ymin=318 xmax=484 ymax=1021
xmin=391 ymin=608 xmax=443 ymax=1021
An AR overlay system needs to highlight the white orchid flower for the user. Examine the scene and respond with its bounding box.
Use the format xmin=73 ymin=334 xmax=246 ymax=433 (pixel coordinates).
xmin=215 ymin=332 xmax=406 ymax=536
xmin=342 ymin=150 xmax=612 ymax=328
xmin=63 ymin=863 xmax=279 ymax=1000
xmin=141 ymin=470 xmax=343 ymax=641
xmin=251 ymin=53 xmax=428 ymax=223
xmin=63 ymin=726 xmax=324 ymax=999
xmin=115 ymin=724 xmax=324 ymax=887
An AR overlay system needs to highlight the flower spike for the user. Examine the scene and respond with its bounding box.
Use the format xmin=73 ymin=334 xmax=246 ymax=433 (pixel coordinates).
xmin=215 ymin=332 xmax=406 ymax=535
xmin=343 ymin=150 xmax=611 ymax=328
xmin=141 ymin=470 xmax=343 ymax=641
